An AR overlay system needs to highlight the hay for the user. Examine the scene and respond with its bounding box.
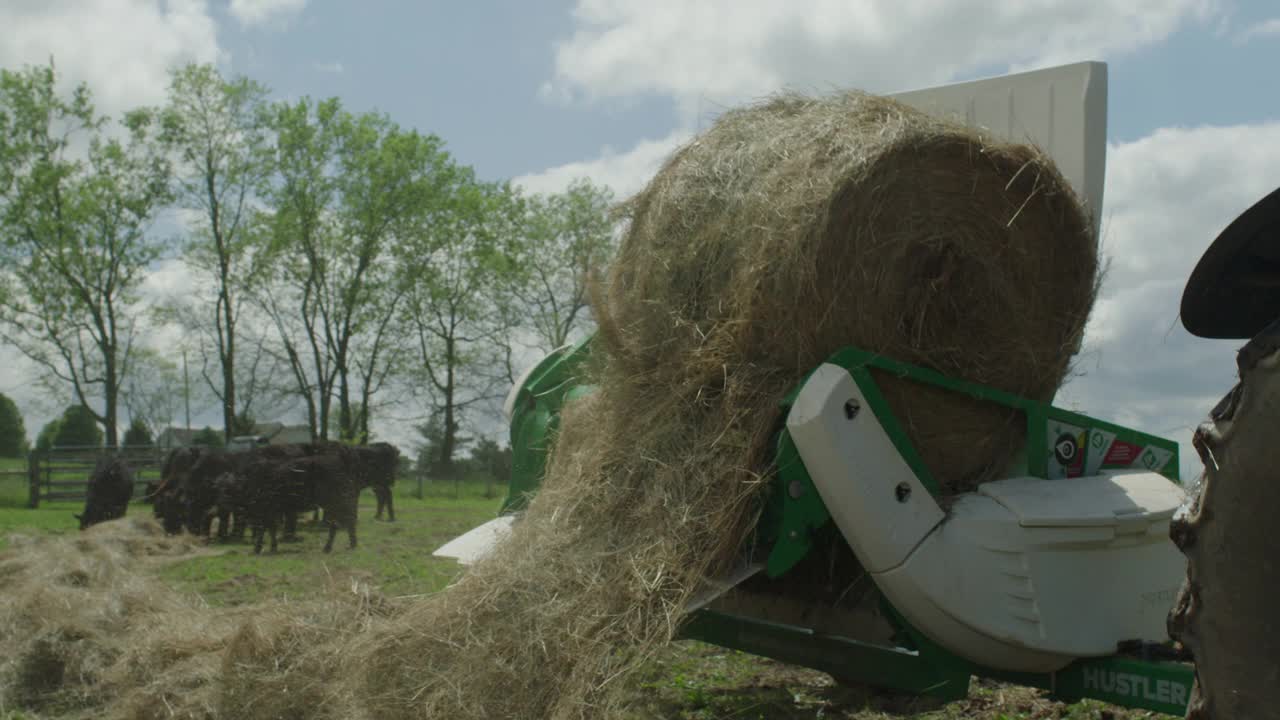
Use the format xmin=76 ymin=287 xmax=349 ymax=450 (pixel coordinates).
xmin=0 ymin=518 xmax=385 ymax=720
xmin=603 ymin=90 xmax=1096 ymax=491
xmin=1 ymin=518 xmax=206 ymax=716
xmin=346 ymin=89 xmax=1097 ymax=719
xmin=1 ymin=89 xmax=1098 ymax=720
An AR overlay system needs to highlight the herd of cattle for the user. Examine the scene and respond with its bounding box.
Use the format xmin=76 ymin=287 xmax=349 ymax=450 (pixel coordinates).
xmin=75 ymin=441 xmax=401 ymax=554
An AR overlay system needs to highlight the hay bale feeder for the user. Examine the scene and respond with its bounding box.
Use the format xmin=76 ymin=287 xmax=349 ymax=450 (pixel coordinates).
xmin=430 ymin=61 xmax=1196 ymax=720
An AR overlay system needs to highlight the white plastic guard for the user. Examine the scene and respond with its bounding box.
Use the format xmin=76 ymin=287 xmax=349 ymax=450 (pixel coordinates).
xmin=432 ymin=515 xmax=515 ymax=565
xmin=787 ymin=363 xmax=1189 ymax=673
xmin=889 ymin=61 xmax=1108 ymax=241
xmin=786 ymin=363 xmax=945 ymax=573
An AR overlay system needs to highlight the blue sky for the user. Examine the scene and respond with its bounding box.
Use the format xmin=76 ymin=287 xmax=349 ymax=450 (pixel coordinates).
xmin=206 ymin=1 xmax=1280 ymax=184
xmin=3 ymin=0 xmax=1280 ymax=481
xmin=216 ymin=1 xmax=671 ymax=185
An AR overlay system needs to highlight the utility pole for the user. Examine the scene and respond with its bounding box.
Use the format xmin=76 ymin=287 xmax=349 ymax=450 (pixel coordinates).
xmin=183 ymin=348 xmax=191 ymax=430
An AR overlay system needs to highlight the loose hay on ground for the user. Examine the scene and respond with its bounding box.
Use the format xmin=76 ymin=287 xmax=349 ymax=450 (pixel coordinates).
xmin=0 ymin=518 xmax=387 ymax=720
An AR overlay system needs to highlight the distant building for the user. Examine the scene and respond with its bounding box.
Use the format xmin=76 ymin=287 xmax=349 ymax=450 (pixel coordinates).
xmin=156 ymin=422 xmax=312 ymax=450
xmin=155 ymin=427 xmax=201 ymax=450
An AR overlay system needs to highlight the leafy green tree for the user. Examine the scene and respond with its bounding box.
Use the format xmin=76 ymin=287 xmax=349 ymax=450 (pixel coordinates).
xmin=122 ymin=417 xmax=153 ymax=447
xmin=0 ymin=62 xmax=173 ymax=448
xmin=257 ymin=97 xmax=445 ymax=443
xmin=35 ymin=419 xmax=60 ymax=452
xmin=412 ymin=414 xmax=443 ymax=477
xmin=190 ymin=426 xmax=223 ymax=449
xmin=161 ymin=63 xmax=274 ymax=444
xmin=412 ymin=411 xmax=471 ymax=479
xmin=469 ymin=436 xmax=511 ymax=498
xmin=52 ymin=405 xmax=103 ymax=448
xmin=0 ymin=392 xmax=28 ymax=457
xmin=512 ymin=178 xmax=617 ymax=352
xmin=398 ymin=172 xmax=522 ymax=475
xmin=122 ymin=347 xmax=192 ymax=439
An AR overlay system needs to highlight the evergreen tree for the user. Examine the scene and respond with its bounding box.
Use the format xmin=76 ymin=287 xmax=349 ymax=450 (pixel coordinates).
xmin=52 ymin=405 xmax=103 ymax=448
xmin=190 ymin=426 xmax=224 ymax=449
xmin=122 ymin=417 xmax=153 ymax=447
xmin=0 ymin=392 xmax=28 ymax=458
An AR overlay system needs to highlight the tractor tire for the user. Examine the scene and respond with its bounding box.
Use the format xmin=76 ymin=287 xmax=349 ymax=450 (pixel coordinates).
xmin=1168 ymin=328 xmax=1280 ymax=719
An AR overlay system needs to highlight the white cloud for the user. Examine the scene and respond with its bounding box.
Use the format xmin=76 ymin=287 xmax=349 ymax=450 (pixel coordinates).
xmin=1058 ymin=122 xmax=1280 ymax=482
xmin=0 ymin=0 xmax=222 ymax=117
xmin=511 ymin=128 xmax=691 ymax=197
xmin=547 ymin=0 xmax=1221 ymax=119
xmin=1097 ymin=123 xmax=1280 ymax=294
xmin=228 ymin=0 xmax=307 ymax=27
xmin=1234 ymin=17 xmax=1280 ymax=43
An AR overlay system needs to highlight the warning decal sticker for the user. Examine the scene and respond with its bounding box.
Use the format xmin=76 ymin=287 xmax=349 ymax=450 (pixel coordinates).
xmin=1047 ymin=422 xmax=1087 ymax=479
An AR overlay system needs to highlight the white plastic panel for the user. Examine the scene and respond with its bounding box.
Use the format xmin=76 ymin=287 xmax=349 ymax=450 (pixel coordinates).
xmin=432 ymin=515 xmax=515 ymax=565
xmin=785 ymin=362 xmax=1189 ymax=671
xmin=872 ymin=476 xmax=1188 ymax=672
xmin=890 ymin=61 xmax=1108 ymax=240
xmin=786 ymin=363 xmax=945 ymax=573
xmin=979 ymin=471 xmax=1184 ymax=529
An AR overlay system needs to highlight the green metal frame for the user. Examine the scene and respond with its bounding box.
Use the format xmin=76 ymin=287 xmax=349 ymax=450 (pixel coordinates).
xmin=818 ymin=346 xmax=1180 ymax=482
xmin=499 ymin=334 xmax=1195 ymax=716
xmin=500 ymin=337 xmax=597 ymax=514
xmin=680 ymin=605 xmax=1195 ymax=715
xmin=760 ymin=346 xmax=1181 ymax=578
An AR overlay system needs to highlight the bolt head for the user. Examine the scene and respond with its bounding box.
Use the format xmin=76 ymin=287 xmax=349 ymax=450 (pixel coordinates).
xmin=788 ymin=479 xmax=804 ymax=499
xmin=895 ymin=482 xmax=912 ymax=503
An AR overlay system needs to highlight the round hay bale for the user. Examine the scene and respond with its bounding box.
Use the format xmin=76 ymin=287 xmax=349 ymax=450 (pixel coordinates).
xmin=600 ymin=90 xmax=1098 ymax=493
xmin=349 ymin=89 xmax=1100 ymax=720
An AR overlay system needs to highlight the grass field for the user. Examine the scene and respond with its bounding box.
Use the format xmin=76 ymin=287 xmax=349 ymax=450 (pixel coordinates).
xmin=0 ymin=456 xmax=29 ymax=509
xmin=0 ymin=467 xmax=1177 ymax=720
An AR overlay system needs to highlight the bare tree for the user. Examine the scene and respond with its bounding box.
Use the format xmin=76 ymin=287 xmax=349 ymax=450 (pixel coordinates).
xmin=398 ymin=173 xmax=522 ymax=474
xmin=256 ymin=97 xmax=447 ymax=442
xmin=0 ymin=62 xmax=172 ymax=447
xmin=122 ymin=347 xmax=188 ymax=438
xmin=160 ymin=298 xmax=288 ymax=436
xmin=510 ymin=178 xmax=616 ymax=352
xmin=162 ymin=63 xmax=273 ymax=442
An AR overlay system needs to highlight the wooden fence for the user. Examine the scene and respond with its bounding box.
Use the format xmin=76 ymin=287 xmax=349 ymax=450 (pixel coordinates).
xmin=0 ymin=463 xmax=27 ymax=499
xmin=27 ymin=445 xmax=165 ymax=508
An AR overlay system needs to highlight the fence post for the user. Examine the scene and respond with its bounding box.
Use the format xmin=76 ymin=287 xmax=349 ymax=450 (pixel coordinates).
xmin=27 ymin=449 xmax=39 ymax=508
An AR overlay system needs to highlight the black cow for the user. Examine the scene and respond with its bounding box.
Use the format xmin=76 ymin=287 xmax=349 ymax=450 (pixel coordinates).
xmin=247 ymin=448 xmax=361 ymax=555
xmin=244 ymin=454 xmax=315 ymax=554
xmin=153 ymin=447 xmax=204 ymax=534
xmin=177 ymin=450 xmax=239 ymax=537
xmin=243 ymin=443 xmax=317 ymax=541
xmin=352 ymin=442 xmax=400 ymax=521
xmin=76 ymin=456 xmax=135 ymax=530
xmin=212 ymin=471 xmax=250 ymax=542
xmin=151 ymin=447 xmax=243 ymax=538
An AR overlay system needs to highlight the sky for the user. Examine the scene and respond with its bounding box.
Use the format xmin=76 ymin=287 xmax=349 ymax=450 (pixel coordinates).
xmin=2 ymin=0 xmax=1279 ymax=482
